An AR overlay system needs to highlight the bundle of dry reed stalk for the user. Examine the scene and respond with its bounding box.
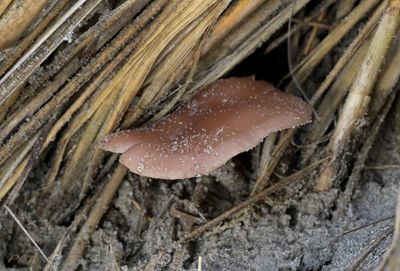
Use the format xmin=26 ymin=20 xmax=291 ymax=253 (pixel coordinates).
xmin=0 ymin=0 xmax=399 ymax=270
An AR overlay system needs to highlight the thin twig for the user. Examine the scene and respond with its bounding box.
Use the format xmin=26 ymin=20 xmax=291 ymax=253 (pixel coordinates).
xmin=335 ymin=216 xmax=394 ymax=242
xmin=366 ymin=165 xmax=400 ymax=170
xmin=181 ymin=157 xmax=328 ymax=242
xmin=349 ymin=228 xmax=393 ymax=271
xmin=3 ymin=205 xmax=49 ymax=263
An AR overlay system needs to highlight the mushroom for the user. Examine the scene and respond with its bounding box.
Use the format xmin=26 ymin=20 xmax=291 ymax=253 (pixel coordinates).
xmin=100 ymin=77 xmax=311 ymax=179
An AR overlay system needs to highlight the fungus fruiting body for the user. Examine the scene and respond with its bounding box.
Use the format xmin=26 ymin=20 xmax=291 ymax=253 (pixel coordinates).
xmin=100 ymin=77 xmax=311 ymax=179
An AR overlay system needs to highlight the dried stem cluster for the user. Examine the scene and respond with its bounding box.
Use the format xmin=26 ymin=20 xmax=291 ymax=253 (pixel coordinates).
xmin=0 ymin=0 xmax=399 ymax=269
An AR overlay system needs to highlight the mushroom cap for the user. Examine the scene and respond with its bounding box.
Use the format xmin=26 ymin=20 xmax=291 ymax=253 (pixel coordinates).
xmin=100 ymin=77 xmax=311 ymax=179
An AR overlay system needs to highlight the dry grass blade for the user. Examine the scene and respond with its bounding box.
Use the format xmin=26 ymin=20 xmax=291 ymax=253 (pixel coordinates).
xmin=0 ymin=132 xmax=40 ymax=201
xmin=42 ymin=188 xmax=100 ymax=271
xmin=3 ymin=205 xmax=49 ymax=262
xmin=147 ymin=42 xmax=202 ymax=123
xmin=0 ymin=157 xmax=29 ymax=201
xmin=0 ymin=0 xmax=71 ymax=78
xmin=265 ymin=0 xmax=335 ymax=56
xmin=203 ymin=0 xmax=265 ymax=53
xmin=377 ymin=190 xmax=400 ymax=270
xmin=287 ymin=0 xmax=382 ymax=92
xmin=302 ymin=12 xmax=326 ymax=56
xmin=63 ymin=165 xmax=127 ymax=269
xmin=110 ymin=244 xmax=122 ymax=271
xmin=44 ymin=85 xmax=114 ymax=192
xmin=336 ymin=0 xmax=358 ymax=19
xmin=59 ymin=95 xmax=114 ymax=192
xmin=0 ymin=0 xmax=159 ymax=166
xmin=0 ymin=0 xmax=101 ymax=104
xmin=5 ymin=121 xmax=52 ymax=205
xmin=42 ymin=1 xmax=167 ymax=192
xmin=251 ymin=130 xmax=295 ymax=195
xmin=257 ymin=133 xmax=277 ymax=178
xmin=0 ymin=133 xmax=38 ymax=186
xmin=192 ymin=0 xmax=312 ymax=95
xmin=339 ymin=87 xmax=398 ymax=213
xmin=299 ymin=1 xmax=387 ymax=166
xmin=0 ymin=0 xmax=150 ymax=143
xmin=121 ymin=1 xmax=223 ymax=127
xmin=315 ymin=0 xmax=400 ymax=191
xmin=0 ymin=0 xmax=148 ymax=79
xmin=300 ymin=43 xmax=369 ymax=165
xmin=349 ymin=228 xmax=393 ymax=271
xmin=0 ymin=58 xmax=78 ymax=143
xmin=0 ymin=2 xmax=106 ymax=165
xmin=309 ymin=1 xmax=385 ymax=105
xmin=0 ymin=0 xmax=13 ymax=18
xmin=264 ymin=23 xmax=303 ymax=55
xmin=0 ymin=0 xmax=48 ymax=50
xmin=198 ymin=256 xmax=203 ymax=271
xmin=369 ymin=36 xmax=400 ymax=118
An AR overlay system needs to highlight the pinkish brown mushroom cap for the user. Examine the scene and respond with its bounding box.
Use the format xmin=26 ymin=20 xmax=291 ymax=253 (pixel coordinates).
xmin=100 ymin=77 xmax=311 ymax=179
